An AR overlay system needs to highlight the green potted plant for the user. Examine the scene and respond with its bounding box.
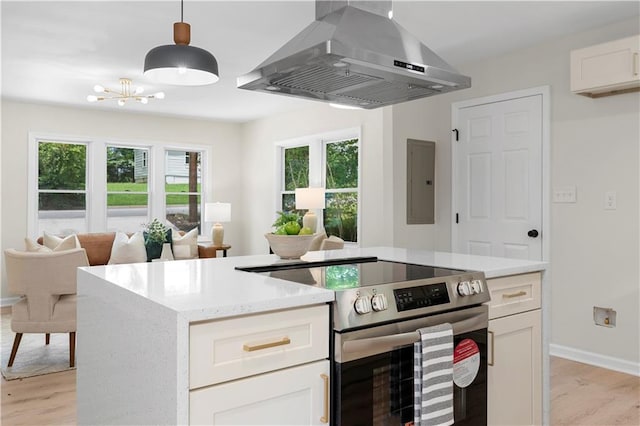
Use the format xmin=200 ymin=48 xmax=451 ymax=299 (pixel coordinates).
xmin=143 ymin=218 xmax=171 ymax=261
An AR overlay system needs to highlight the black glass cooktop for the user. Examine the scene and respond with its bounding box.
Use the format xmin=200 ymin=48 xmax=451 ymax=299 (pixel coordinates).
xmin=235 ymin=257 xmax=466 ymax=290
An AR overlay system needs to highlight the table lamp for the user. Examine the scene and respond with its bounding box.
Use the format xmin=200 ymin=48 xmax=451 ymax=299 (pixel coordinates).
xmin=295 ymin=187 xmax=325 ymax=233
xmin=205 ymin=202 xmax=231 ymax=246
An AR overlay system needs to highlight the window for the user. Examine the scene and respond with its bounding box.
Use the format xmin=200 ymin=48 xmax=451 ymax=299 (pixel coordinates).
xmin=37 ymin=141 xmax=88 ymax=235
xmin=324 ymin=139 xmax=358 ymax=242
xmin=165 ymin=150 xmax=202 ymax=232
xmin=29 ymin=135 xmax=209 ymax=237
xmin=106 ymin=146 xmax=149 ymax=232
xmin=278 ymin=130 xmax=360 ymax=243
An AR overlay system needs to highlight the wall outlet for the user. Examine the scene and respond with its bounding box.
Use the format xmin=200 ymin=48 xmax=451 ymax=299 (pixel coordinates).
xmin=553 ymin=185 xmax=577 ymax=203
xmin=593 ymin=306 xmax=616 ymax=327
xmin=604 ymin=191 xmax=617 ymax=210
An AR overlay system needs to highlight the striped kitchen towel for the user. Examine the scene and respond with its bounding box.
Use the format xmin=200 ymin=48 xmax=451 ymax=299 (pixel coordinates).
xmin=414 ymin=323 xmax=454 ymax=426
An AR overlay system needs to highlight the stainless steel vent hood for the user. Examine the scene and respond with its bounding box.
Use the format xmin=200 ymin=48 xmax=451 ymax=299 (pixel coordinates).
xmin=237 ymin=0 xmax=471 ymax=109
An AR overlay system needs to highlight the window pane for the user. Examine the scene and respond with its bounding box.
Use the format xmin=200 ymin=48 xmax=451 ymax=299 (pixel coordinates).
xmin=107 ymin=147 xmax=148 ymax=189
xmin=38 ymin=142 xmax=86 ymax=190
xmin=281 ymin=193 xmax=295 ymax=212
xmin=165 ymin=150 xmax=202 ymax=233
xmin=326 ymin=139 xmax=358 ymax=189
xmin=107 ymin=194 xmax=149 ymax=232
xmin=284 ymin=146 xmax=309 ymax=190
xmin=165 ymin=150 xmax=201 ymax=187
xmin=166 ymin=194 xmax=201 ymax=232
xmin=324 ymin=192 xmax=358 ymax=242
xmin=38 ymin=193 xmax=87 ymax=235
xmin=106 ymin=146 xmax=149 ymax=232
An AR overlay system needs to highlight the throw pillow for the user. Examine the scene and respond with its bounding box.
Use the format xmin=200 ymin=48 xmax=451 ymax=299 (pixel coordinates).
xmin=24 ymin=237 xmax=53 ymax=252
xmin=172 ymin=228 xmax=198 ymax=259
xmin=43 ymin=232 xmax=80 ymax=251
xmin=308 ymin=231 xmax=328 ymax=251
xmin=108 ymin=232 xmax=147 ymax=265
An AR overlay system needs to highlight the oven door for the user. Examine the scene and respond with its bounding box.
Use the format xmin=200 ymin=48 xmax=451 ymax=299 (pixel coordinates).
xmin=333 ymin=304 xmax=488 ymax=426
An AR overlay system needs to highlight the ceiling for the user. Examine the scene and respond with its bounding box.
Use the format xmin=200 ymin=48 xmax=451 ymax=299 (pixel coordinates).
xmin=2 ymin=1 xmax=638 ymax=123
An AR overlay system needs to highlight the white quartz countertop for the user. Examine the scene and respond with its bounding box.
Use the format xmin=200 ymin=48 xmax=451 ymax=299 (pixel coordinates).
xmin=78 ymin=246 xmax=547 ymax=322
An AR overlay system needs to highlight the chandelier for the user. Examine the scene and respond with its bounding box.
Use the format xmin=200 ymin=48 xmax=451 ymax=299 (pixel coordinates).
xmin=86 ymin=78 xmax=165 ymax=106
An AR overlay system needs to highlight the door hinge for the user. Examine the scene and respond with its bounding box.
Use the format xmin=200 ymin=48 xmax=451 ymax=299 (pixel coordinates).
xmin=456 ymin=213 xmax=459 ymax=224
xmin=452 ymin=129 xmax=459 ymax=141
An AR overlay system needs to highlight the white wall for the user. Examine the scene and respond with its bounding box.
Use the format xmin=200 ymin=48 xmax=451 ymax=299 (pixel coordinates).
xmin=389 ymin=18 xmax=640 ymax=367
xmin=0 ymin=101 xmax=243 ymax=300
xmin=238 ymin=103 xmax=394 ymax=256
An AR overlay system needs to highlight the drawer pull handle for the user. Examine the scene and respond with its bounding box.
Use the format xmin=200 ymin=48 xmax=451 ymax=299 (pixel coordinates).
xmin=634 ymin=52 xmax=639 ymax=76
xmin=503 ymin=291 xmax=527 ymax=299
xmin=320 ymin=373 xmax=329 ymax=423
xmin=243 ymin=337 xmax=291 ymax=352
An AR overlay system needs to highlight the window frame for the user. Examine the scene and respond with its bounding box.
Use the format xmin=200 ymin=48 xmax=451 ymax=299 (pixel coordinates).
xmin=275 ymin=127 xmax=361 ymax=245
xmin=28 ymin=132 xmax=211 ymax=238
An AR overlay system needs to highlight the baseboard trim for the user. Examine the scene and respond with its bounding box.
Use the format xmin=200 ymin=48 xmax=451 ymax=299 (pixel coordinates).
xmin=550 ymin=343 xmax=640 ymax=377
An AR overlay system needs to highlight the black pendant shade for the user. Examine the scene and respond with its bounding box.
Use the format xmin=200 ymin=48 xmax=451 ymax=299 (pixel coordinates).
xmin=144 ymin=44 xmax=219 ymax=86
xmin=143 ymin=1 xmax=219 ymax=86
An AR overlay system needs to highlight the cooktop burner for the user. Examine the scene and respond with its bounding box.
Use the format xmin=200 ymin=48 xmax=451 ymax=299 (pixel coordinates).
xmin=237 ymin=257 xmax=466 ymax=290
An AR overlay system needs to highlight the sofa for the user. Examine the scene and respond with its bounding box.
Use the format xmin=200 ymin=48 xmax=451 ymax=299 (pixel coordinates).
xmin=36 ymin=232 xmax=207 ymax=266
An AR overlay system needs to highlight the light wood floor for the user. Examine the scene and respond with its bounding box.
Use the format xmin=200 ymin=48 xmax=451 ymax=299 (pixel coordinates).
xmin=1 ymin=356 xmax=638 ymax=425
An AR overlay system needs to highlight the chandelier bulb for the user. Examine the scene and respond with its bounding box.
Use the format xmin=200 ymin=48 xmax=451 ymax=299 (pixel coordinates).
xmin=87 ymin=78 xmax=164 ymax=105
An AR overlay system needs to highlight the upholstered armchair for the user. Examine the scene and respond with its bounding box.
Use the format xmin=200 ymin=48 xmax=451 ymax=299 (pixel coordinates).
xmin=4 ymin=248 xmax=89 ymax=368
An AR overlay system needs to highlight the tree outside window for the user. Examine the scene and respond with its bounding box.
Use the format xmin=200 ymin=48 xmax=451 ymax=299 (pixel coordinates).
xmin=37 ymin=141 xmax=87 ymax=234
xmin=278 ymin=135 xmax=359 ymax=243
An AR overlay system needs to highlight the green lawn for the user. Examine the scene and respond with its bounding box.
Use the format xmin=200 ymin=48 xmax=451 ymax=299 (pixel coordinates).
xmin=107 ymin=183 xmax=201 ymax=206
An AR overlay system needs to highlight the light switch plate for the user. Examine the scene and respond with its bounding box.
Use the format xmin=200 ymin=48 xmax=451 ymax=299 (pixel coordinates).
xmin=604 ymin=191 xmax=617 ymax=210
xmin=553 ymin=185 xmax=577 ymax=203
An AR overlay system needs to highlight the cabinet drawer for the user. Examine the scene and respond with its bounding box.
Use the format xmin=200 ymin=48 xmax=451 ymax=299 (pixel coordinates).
xmin=486 ymin=273 xmax=541 ymax=319
xmin=190 ymin=304 xmax=329 ymax=389
xmin=190 ymin=360 xmax=330 ymax=425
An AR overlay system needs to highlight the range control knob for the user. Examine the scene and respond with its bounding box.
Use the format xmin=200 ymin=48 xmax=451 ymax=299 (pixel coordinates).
xmin=457 ymin=281 xmax=472 ymax=296
xmin=354 ymin=296 xmax=372 ymax=314
xmin=371 ymin=294 xmax=388 ymax=312
xmin=470 ymin=279 xmax=484 ymax=294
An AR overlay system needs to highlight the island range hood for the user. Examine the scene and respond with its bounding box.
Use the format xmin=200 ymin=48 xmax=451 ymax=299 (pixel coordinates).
xmin=237 ymin=0 xmax=471 ymax=109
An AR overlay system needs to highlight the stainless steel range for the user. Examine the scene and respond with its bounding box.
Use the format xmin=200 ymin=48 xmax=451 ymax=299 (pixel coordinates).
xmin=237 ymin=256 xmax=490 ymax=425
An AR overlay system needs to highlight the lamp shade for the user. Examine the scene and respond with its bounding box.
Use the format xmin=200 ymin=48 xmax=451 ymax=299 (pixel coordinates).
xmin=295 ymin=188 xmax=326 ymax=210
xmin=144 ymin=44 xmax=219 ymax=86
xmin=205 ymin=202 xmax=231 ymax=223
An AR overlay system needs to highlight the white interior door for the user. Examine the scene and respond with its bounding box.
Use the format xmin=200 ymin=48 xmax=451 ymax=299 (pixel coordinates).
xmin=452 ymin=94 xmax=543 ymax=260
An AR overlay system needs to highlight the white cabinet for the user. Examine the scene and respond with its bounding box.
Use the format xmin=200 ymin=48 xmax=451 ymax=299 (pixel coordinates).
xmin=571 ymin=35 xmax=640 ymax=97
xmin=486 ymin=272 xmax=542 ymax=426
xmin=190 ymin=360 xmax=330 ymax=425
xmin=189 ymin=304 xmax=330 ymax=425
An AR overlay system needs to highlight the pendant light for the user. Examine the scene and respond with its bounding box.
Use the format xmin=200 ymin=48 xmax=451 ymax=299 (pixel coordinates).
xmin=144 ymin=0 xmax=219 ymax=86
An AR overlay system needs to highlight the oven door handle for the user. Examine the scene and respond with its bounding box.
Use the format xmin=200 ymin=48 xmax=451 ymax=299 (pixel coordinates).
xmin=342 ymin=314 xmax=486 ymax=357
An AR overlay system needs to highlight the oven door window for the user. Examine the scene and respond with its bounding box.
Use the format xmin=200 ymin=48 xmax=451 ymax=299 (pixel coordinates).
xmin=334 ymin=329 xmax=487 ymax=426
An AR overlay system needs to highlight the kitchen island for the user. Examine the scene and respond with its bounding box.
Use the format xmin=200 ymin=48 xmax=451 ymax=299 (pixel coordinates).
xmin=76 ymin=247 xmax=548 ymax=425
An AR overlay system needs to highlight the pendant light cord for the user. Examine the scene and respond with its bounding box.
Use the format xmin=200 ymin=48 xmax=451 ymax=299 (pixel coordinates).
xmin=180 ymin=0 xmax=184 ymax=23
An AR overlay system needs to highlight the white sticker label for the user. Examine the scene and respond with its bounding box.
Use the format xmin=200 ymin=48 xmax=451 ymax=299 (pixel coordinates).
xmin=453 ymin=338 xmax=480 ymax=388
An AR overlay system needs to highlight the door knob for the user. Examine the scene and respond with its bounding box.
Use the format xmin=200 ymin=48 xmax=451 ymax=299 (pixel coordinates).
xmin=527 ymin=229 xmax=539 ymax=238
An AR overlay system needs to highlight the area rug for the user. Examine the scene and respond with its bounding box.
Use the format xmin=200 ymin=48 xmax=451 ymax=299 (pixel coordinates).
xmin=0 ymin=313 xmax=75 ymax=380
